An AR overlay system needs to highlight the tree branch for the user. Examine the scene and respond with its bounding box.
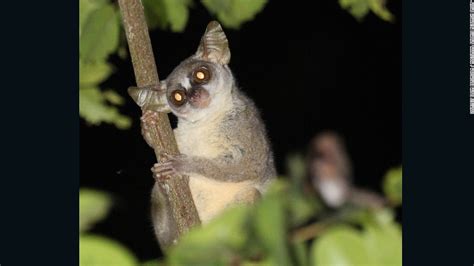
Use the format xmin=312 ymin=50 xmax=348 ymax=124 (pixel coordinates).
xmin=117 ymin=0 xmax=201 ymax=249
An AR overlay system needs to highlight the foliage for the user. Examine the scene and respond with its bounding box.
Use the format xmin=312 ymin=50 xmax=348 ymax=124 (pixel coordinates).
xmin=79 ymin=189 xmax=112 ymax=232
xmin=80 ymin=4 xmax=119 ymax=62
xmin=143 ymin=0 xmax=193 ymax=32
xmin=79 ymin=157 xmax=401 ymax=265
xmin=163 ymin=180 xmax=401 ymax=265
xmin=79 ymin=87 xmax=131 ymax=129
xmin=79 ymin=188 xmax=140 ymax=266
xmin=79 ymin=0 xmax=130 ymax=129
xmin=80 ymin=235 xmax=137 ymax=266
xmin=79 ymin=0 xmax=269 ymax=129
xmin=312 ymin=215 xmax=402 ymax=265
xmin=79 ymin=0 xmax=392 ymax=129
xmin=383 ymin=166 xmax=402 ymax=206
xmin=201 ymin=0 xmax=267 ymax=29
xmin=339 ymin=0 xmax=395 ymax=22
xmin=161 ymin=157 xmax=401 ymax=265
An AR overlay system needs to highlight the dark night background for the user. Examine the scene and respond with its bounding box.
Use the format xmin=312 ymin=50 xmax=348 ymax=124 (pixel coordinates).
xmin=80 ymin=0 xmax=401 ymax=260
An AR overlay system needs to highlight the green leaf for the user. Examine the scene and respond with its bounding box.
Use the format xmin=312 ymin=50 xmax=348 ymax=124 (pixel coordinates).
xmin=383 ymin=166 xmax=402 ymax=206
xmin=79 ymin=60 xmax=113 ymax=86
xmin=253 ymin=180 xmax=292 ymax=266
xmin=79 ymin=0 xmax=108 ymax=37
xmin=80 ymin=4 xmax=120 ymax=62
xmin=167 ymin=206 xmax=250 ymax=265
xmin=340 ymin=207 xmax=395 ymax=228
xmin=311 ymin=212 xmax=402 ymax=266
xmin=80 ymin=234 xmax=137 ymax=266
xmin=143 ymin=0 xmax=192 ymax=32
xmin=284 ymin=153 xmax=323 ymax=226
xmin=286 ymin=153 xmax=306 ymax=185
xmin=103 ymin=89 xmax=125 ymax=105
xmin=117 ymin=44 xmax=129 ymax=60
xmin=141 ymin=259 xmax=165 ymax=266
xmin=311 ymin=225 xmax=370 ymax=266
xmin=80 ymin=87 xmax=132 ymax=129
xmin=241 ymin=258 xmax=273 ymax=266
xmin=372 ymin=208 xmax=395 ymax=225
xmin=79 ymin=189 xmax=112 ymax=232
xmin=368 ymin=0 xmax=395 ymax=22
xmin=338 ymin=0 xmax=394 ymax=22
xmin=164 ymin=0 xmax=192 ymax=32
xmin=291 ymin=241 xmax=309 ymax=266
xmin=363 ymin=223 xmax=402 ymax=266
xmin=143 ymin=0 xmax=168 ymax=30
xmin=201 ymin=0 xmax=268 ymax=29
xmin=288 ymin=192 xmax=321 ymax=227
xmin=339 ymin=0 xmax=370 ymax=21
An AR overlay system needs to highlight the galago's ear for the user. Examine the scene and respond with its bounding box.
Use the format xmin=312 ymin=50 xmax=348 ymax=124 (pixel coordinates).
xmin=128 ymin=80 xmax=171 ymax=113
xmin=195 ymin=21 xmax=230 ymax=65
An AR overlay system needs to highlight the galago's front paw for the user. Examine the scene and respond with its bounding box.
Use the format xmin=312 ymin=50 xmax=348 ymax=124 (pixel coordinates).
xmin=151 ymin=153 xmax=188 ymax=181
xmin=140 ymin=110 xmax=160 ymax=148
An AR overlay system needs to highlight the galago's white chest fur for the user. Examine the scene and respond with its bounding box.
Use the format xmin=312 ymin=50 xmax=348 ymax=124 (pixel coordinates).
xmin=174 ymin=115 xmax=254 ymax=223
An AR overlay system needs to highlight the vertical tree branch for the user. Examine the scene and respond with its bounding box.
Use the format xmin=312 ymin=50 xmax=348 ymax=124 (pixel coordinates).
xmin=117 ymin=0 xmax=201 ymax=247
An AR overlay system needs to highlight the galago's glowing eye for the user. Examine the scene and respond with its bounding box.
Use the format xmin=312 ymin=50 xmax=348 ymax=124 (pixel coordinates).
xmin=192 ymin=66 xmax=211 ymax=84
xmin=196 ymin=71 xmax=205 ymax=80
xmin=170 ymin=88 xmax=187 ymax=106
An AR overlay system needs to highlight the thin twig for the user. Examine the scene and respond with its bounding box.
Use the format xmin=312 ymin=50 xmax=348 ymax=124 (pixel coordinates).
xmin=291 ymin=222 xmax=328 ymax=243
xmin=117 ymin=0 xmax=201 ymax=249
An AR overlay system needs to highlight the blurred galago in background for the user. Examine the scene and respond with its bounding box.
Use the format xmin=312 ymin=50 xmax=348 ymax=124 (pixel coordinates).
xmin=308 ymin=131 xmax=386 ymax=209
